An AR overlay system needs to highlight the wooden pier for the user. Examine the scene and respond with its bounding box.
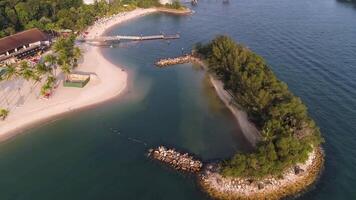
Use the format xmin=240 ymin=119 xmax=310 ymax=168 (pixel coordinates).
xmin=78 ymin=34 xmax=180 ymax=44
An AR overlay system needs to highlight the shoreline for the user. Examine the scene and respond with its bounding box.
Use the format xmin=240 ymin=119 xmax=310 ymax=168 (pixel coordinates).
xmin=200 ymin=60 xmax=323 ymax=199
xmin=199 ymin=147 xmax=324 ymax=200
xmin=0 ymin=8 xmax=160 ymax=142
xmin=208 ymin=76 xmax=261 ymax=146
xmin=155 ymin=55 xmax=262 ymax=145
xmin=156 ymin=7 xmax=192 ymax=15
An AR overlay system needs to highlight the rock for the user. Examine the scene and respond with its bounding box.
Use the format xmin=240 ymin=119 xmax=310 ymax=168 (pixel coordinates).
xmin=258 ymin=182 xmax=264 ymax=190
xmin=148 ymin=146 xmax=203 ymax=173
xmin=294 ymin=165 xmax=304 ymax=175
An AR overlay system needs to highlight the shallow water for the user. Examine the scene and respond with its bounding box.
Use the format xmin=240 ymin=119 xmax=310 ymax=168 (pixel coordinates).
xmin=1 ymin=0 xmax=356 ymax=199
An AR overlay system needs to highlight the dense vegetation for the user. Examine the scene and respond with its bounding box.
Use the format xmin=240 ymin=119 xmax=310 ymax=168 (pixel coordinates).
xmin=0 ymin=0 xmax=160 ymax=37
xmin=164 ymin=0 xmax=184 ymax=9
xmin=195 ymin=36 xmax=323 ymax=178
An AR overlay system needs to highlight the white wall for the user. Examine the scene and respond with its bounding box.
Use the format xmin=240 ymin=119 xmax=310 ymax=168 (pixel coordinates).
xmin=83 ymin=0 xmax=95 ymax=4
xmin=160 ymin=0 xmax=174 ymax=5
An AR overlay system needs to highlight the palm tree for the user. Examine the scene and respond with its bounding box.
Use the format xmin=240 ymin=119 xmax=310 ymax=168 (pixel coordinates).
xmin=35 ymin=63 xmax=48 ymax=77
xmin=0 ymin=108 xmax=9 ymax=121
xmin=60 ymin=62 xmax=71 ymax=76
xmin=41 ymin=83 xmax=51 ymax=96
xmin=0 ymin=64 xmax=14 ymax=106
xmin=73 ymin=47 xmax=82 ymax=67
xmin=40 ymin=76 xmax=56 ymax=97
xmin=19 ymin=61 xmax=35 ymax=81
xmin=19 ymin=61 xmax=38 ymax=95
xmin=32 ymin=73 xmax=41 ymax=87
xmin=43 ymin=54 xmax=58 ymax=76
xmin=4 ymin=64 xmax=18 ymax=81
xmin=21 ymin=68 xmax=35 ymax=82
xmin=47 ymin=76 xmax=56 ymax=87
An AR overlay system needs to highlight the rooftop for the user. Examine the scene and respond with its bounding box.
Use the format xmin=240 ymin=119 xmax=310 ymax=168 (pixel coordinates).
xmin=0 ymin=28 xmax=49 ymax=55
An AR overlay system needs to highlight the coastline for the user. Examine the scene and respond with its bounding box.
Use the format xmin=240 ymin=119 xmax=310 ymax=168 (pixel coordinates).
xmin=155 ymin=55 xmax=262 ymax=145
xmin=156 ymin=7 xmax=192 ymax=15
xmin=199 ymin=59 xmax=323 ymax=199
xmin=208 ymin=76 xmax=261 ymax=146
xmin=0 ymin=8 xmax=158 ymax=142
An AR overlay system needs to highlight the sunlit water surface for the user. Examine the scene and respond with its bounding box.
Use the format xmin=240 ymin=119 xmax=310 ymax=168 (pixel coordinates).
xmin=0 ymin=0 xmax=356 ymax=199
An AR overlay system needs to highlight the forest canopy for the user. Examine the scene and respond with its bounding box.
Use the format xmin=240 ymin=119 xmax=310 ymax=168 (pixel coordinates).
xmin=195 ymin=36 xmax=323 ymax=178
xmin=0 ymin=0 xmax=160 ymax=37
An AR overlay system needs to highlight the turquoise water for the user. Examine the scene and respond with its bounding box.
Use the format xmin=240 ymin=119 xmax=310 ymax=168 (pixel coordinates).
xmin=1 ymin=0 xmax=356 ymax=199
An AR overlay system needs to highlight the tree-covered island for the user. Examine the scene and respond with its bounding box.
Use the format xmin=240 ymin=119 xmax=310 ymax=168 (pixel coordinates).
xmin=196 ymin=35 xmax=323 ymax=177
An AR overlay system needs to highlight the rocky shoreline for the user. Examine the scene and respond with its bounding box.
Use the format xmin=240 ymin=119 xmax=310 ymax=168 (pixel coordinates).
xmin=148 ymin=145 xmax=323 ymax=199
xmin=199 ymin=147 xmax=324 ymax=200
xmin=148 ymin=146 xmax=203 ymax=173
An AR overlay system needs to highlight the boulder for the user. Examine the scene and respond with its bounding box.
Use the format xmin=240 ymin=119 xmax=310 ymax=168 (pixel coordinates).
xmin=294 ymin=165 xmax=304 ymax=175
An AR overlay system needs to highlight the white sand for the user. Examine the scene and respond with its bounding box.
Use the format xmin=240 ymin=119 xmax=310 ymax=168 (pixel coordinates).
xmin=190 ymin=58 xmax=261 ymax=145
xmin=209 ymin=76 xmax=261 ymax=146
xmin=0 ymin=8 xmax=158 ymax=141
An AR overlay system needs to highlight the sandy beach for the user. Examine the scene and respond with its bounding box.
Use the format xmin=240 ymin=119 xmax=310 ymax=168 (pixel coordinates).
xmin=155 ymin=55 xmax=261 ymax=145
xmin=209 ymin=76 xmax=261 ymax=146
xmin=0 ymin=8 xmax=158 ymax=141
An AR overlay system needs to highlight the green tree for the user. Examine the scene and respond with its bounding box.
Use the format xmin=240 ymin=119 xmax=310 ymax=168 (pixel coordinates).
xmin=3 ymin=64 xmax=18 ymax=81
xmin=197 ymin=35 xmax=323 ymax=178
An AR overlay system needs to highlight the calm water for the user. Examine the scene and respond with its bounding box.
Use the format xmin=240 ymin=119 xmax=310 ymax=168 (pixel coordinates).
xmin=1 ymin=0 xmax=356 ymax=199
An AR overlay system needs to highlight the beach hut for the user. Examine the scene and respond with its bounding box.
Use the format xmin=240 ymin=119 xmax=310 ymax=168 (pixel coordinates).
xmin=63 ymin=73 xmax=90 ymax=88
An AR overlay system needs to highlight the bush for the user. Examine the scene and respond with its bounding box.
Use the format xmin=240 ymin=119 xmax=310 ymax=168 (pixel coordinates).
xmin=0 ymin=108 xmax=9 ymax=120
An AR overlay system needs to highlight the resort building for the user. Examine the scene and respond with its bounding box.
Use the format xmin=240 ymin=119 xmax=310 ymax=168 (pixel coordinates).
xmin=160 ymin=0 xmax=174 ymax=4
xmin=0 ymin=28 xmax=50 ymax=62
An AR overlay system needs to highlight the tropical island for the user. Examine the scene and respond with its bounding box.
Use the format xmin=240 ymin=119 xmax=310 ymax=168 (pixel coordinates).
xmin=195 ymin=36 xmax=324 ymax=199
xmin=152 ymin=35 xmax=325 ymax=199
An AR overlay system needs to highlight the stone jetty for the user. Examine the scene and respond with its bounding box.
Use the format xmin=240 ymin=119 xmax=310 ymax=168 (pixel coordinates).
xmin=148 ymin=146 xmax=203 ymax=173
xmin=199 ymin=148 xmax=324 ymax=200
xmin=155 ymin=54 xmax=202 ymax=67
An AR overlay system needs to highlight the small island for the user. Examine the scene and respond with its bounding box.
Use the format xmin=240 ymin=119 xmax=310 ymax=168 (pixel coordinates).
xmin=153 ymin=35 xmax=324 ymax=199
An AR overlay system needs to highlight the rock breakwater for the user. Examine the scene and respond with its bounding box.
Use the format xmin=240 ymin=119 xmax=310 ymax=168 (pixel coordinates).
xmin=148 ymin=146 xmax=203 ymax=173
xmin=155 ymin=54 xmax=202 ymax=67
xmin=199 ymin=147 xmax=324 ymax=200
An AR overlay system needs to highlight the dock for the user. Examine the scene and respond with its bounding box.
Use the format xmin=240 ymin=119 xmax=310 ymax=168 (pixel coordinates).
xmin=78 ymin=34 xmax=180 ymax=44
